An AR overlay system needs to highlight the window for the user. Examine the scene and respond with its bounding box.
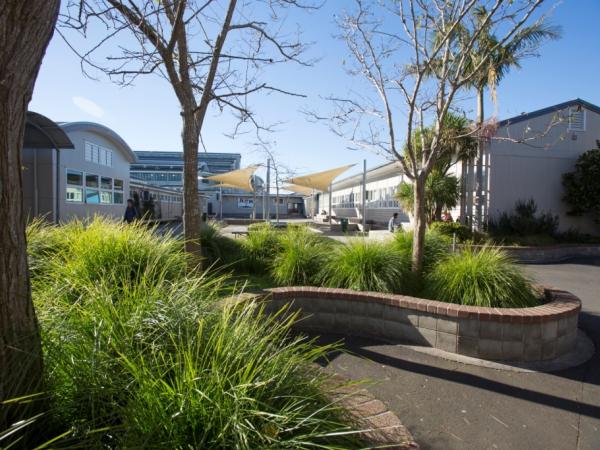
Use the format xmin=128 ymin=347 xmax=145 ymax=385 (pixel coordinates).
xmin=568 ymin=107 xmax=586 ymax=131
xmin=101 ymin=176 xmax=112 ymax=190
xmin=86 ymin=174 xmax=99 ymax=188
xmin=114 ymin=192 xmax=124 ymax=204
xmin=84 ymin=141 xmax=114 ymax=167
xmin=86 ymin=189 xmax=100 ymax=204
xmin=67 ymin=169 xmax=83 ymax=186
xmin=100 ymin=191 xmax=112 ymax=204
xmin=66 ymin=187 xmax=83 ymax=202
xmin=114 ymin=179 xmax=123 ymax=191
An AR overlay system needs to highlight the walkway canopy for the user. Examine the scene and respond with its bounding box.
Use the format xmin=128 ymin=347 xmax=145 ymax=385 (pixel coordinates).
xmin=205 ymin=165 xmax=259 ymax=192
xmin=285 ymin=164 xmax=355 ymax=192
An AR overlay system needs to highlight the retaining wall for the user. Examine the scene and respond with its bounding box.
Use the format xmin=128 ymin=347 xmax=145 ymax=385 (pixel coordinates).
xmin=469 ymin=244 xmax=600 ymax=263
xmin=262 ymin=287 xmax=581 ymax=362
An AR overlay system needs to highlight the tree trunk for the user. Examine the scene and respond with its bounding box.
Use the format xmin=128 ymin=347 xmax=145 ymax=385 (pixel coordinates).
xmin=474 ymin=87 xmax=485 ymax=230
xmin=411 ymin=173 xmax=428 ymax=273
xmin=181 ymin=110 xmax=203 ymax=268
xmin=0 ymin=0 xmax=59 ymax=429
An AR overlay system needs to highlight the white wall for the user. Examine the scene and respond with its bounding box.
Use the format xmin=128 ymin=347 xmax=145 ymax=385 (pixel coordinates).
xmin=488 ymin=105 xmax=600 ymax=234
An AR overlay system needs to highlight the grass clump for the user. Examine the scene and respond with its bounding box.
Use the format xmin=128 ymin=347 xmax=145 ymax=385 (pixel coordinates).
xmin=241 ymin=222 xmax=281 ymax=273
xmin=321 ymin=239 xmax=407 ymax=293
xmin=425 ymin=245 xmax=540 ymax=308
xmin=7 ymin=218 xmax=365 ymax=448
xmin=392 ymin=230 xmax=451 ymax=272
xmin=271 ymin=226 xmax=329 ymax=286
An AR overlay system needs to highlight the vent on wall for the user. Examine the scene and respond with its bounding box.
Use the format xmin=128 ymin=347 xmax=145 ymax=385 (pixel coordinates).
xmin=568 ymin=107 xmax=586 ymax=132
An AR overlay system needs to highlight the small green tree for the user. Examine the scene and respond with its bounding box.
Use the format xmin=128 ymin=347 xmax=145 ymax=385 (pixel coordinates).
xmin=397 ymin=170 xmax=460 ymax=224
xmin=563 ymin=142 xmax=600 ymax=223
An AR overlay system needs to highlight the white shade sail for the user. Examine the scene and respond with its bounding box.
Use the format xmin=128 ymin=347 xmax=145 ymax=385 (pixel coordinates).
xmin=205 ymin=165 xmax=259 ymax=192
xmin=285 ymin=164 xmax=355 ymax=192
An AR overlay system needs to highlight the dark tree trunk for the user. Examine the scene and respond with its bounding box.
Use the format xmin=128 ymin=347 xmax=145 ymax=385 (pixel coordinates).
xmin=411 ymin=172 xmax=428 ymax=273
xmin=0 ymin=0 xmax=59 ymax=429
xmin=181 ymin=110 xmax=203 ymax=267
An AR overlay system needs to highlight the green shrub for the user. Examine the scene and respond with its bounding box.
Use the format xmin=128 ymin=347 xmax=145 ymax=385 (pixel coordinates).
xmin=321 ymin=239 xmax=407 ymax=293
xmin=392 ymin=230 xmax=451 ymax=272
xmin=200 ymin=221 xmax=244 ymax=268
xmin=241 ymin=223 xmax=281 ymax=273
xmin=9 ymin=218 xmax=365 ymax=448
xmin=30 ymin=217 xmax=188 ymax=302
xmin=429 ymin=221 xmax=472 ymax=242
xmin=425 ymin=246 xmax=540 ymax=308
xmin=271 ymin=226 xmax=329 ymax=286
xmin=488 ymin=198 xmax=559 ymax=237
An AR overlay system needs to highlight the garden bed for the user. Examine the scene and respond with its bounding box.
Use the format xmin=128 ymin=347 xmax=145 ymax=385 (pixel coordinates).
xmin=255 ymin=286 xmax=581 ymax=362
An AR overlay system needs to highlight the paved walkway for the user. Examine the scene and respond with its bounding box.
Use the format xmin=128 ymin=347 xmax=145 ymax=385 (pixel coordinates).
xmin=321 ymin=259 xmax=600 ymax=450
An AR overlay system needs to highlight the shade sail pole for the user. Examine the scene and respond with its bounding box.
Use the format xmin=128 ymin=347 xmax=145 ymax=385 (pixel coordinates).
xmin=329 ymin=182 xmax=333 ymax=231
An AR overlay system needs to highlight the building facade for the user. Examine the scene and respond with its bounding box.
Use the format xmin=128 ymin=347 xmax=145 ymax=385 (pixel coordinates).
xmin=309 ymin=161 xmax=409 ymax=227
xmin=453 ymin=98 xmax=600 ymax=234
xmin=131 ymin=150 xmax=241 ymax=189
xmin=22 ymin=117 xmax=138 ymax=222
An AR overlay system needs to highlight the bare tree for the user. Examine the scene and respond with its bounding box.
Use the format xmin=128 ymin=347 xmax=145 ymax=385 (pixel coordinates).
xmin=0 ymin=0 xmax=59 ymax=430
xmin=311 ymin=0 xmax=553 ymax=272
xmin=60 ymin=0 xmax=315 ymax=266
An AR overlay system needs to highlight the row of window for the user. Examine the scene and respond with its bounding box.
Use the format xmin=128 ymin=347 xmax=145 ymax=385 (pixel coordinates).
xmin=85 ymin=141 xmax=113 ymax=167
xmin=66 ymin=169 xmax=124 ymax=205
xmin=332 ymin=187 xmax=400 ymax=209
xmin=131 ymin=171 xmax=183 ymax=183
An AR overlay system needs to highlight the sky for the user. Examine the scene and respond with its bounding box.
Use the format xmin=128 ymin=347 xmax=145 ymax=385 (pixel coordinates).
xmin=30 ymin=0 xmax=600 ymax=181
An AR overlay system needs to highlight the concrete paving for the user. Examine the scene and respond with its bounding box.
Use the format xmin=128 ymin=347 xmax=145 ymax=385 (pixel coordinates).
xmin=320 ymin=259 xmax=600 ymax=450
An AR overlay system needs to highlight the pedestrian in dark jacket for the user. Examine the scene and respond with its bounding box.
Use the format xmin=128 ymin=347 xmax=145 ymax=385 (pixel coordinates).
xmin=124 ymin=199 xmax=138 ymax=224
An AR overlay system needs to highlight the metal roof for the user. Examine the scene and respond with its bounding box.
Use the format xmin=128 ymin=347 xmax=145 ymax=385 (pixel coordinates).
xmin=25 ymin=112 xmax=74 ymax=149
xmin=60 ymin=121 xmax=137 ymax=163
xmin=497 ymin=98 xmax=600 ymax=127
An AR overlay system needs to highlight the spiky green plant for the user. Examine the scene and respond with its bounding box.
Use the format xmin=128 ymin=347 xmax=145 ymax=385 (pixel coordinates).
xmin=321 ymin=239 xmax=407 ymax=293
xmin=425 ymin=245 xmax=540 ymax=307
xmin=200 ymin=221 xmax=244 ymax=268
xmin=5 ymin=217 xmax=367 ymax=448
xmin=241 ymin=222 xmax=281 ymax=273
xmin=393 ymin=230 xmax=451 ymax=272
xmin=270 ymin=226 xmax=329 ymax=286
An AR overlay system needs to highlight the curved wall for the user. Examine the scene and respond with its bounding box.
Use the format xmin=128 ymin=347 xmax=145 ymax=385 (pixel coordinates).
xmin=262 ymin=287 xmax=581 ymax=362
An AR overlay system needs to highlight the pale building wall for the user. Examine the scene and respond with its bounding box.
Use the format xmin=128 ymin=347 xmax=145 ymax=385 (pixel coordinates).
xmin=59 ymin=127 xmax=134 ymax=221
xmin=487 ymin=105 xmax=600 ymax=234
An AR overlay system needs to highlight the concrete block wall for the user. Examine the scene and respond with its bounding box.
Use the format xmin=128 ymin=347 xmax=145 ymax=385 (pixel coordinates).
xmin=261 ymin=287 xmax=581 ymax=363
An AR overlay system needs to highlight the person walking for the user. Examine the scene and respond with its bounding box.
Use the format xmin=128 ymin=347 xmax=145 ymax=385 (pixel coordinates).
xmin=124 ymin=199 xmax=138 ymax=224
xmin=388 ymin=212 xmax=401 ymax=233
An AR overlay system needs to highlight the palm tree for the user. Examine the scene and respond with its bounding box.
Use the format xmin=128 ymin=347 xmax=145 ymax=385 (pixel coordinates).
xmin=467 ymin=7 xmax=561 ymax=229
xmin=397 ymin=113 xmax=476 ymax=223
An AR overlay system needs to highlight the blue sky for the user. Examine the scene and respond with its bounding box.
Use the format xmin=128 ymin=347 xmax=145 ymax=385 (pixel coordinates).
xmin=30 ymin=0 xmax=600 ymax=180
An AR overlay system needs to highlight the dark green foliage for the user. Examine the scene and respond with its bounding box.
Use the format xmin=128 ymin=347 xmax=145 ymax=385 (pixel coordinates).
xmin=429 ymin=221 xmax=472 ymax=242
xmin=396 ymin=170 xmax=460 ymax=222
xmin=425 ymin=246 xmax=540 ymax=308
xmin=200 ymin=221 xmax=244 ymax=268
xmin=563 ymin=142 xmax=600 ymax=223
xmin=7 ymin=219 xmax=365 ymax=448
xmin=488 ymin=198 xmax=559 ymax=237
xmin=320 ymin=239 xmax=408 ymax=293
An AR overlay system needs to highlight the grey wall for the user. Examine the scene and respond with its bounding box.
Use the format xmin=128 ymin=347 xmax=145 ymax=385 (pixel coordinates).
xmin=489 ymin=106 xmax=600 ymax=234
xmin=59 ymin=128 xmax=133 ymax=221
xmin=22 ymin=147 xmax=57 ymax=221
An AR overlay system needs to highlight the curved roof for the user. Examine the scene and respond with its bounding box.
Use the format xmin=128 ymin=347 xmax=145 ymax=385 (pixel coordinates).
xmin=497 ymin=98 xmax=600 ymax=128
xmin=25 ymin=112 xmax=74 ymax=149
xmin=60 ymin=121 xmax=137 ymax=163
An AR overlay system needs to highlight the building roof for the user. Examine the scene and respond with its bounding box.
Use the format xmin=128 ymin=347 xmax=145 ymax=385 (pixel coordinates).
xmin=25 ymin=112 xmax=74 ymax=149
xmin=60 ymin=121 xmax=137 ymax=163
xmin=497 ymin=98 xmax=600 ymax=127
